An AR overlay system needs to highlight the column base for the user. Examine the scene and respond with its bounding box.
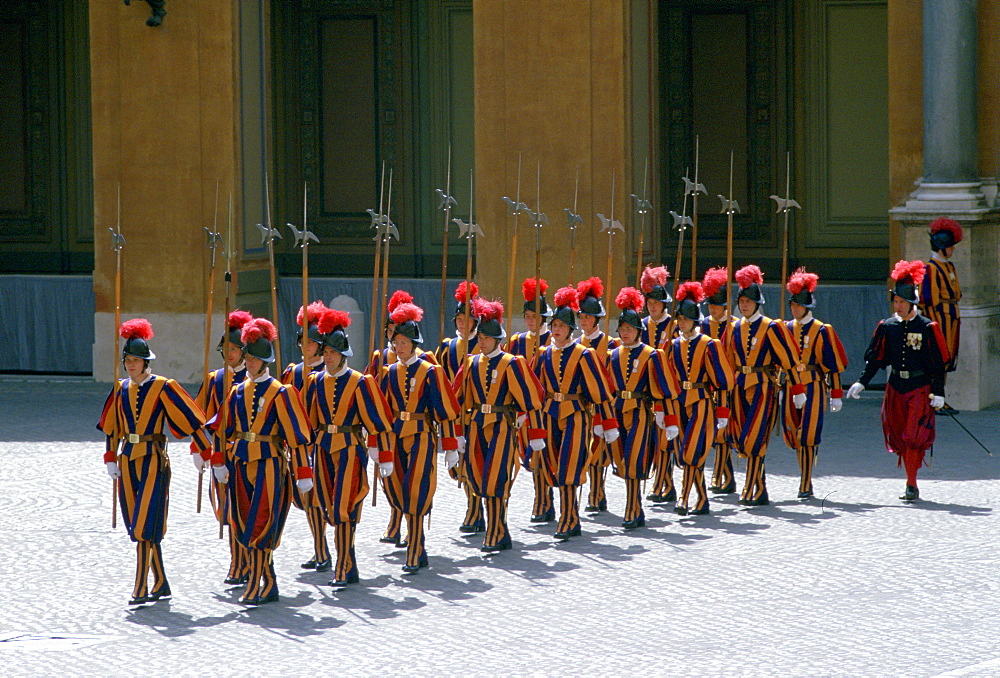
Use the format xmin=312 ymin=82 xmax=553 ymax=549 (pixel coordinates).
xmin=945 ymin=305 xmax=1000 ymax=411
xmin=903 ymin=182 xmax=989 ymax=211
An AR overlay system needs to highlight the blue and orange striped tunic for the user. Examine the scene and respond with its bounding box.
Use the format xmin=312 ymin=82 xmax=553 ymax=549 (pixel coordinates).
xmin=920 ymin=255 xmax=961 ymax=372
xmin=781 ymin=317 xmax=849 ymax=449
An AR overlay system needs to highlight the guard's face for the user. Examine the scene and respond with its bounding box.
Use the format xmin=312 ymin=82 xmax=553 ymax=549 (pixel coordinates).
xmin=790 ymin=302 xmax=808 ymax=320
xmin=478 ymin=335 xmax=499 ymax=354
xmin=578 ymin=313 xmax=597 ymax=333
xmin=892 ymin=297 xmax=914 ymax=318
xmin=677 ymin=315 xmax=696 ymax=334
xmin=550 ymin=319 xmax=571 ymax=345
xmin=708 ymin=303 xmax=726 ymax=321
xmin=302 ymin=339 xmax=321 ymax=360
xmin=225 ymin=344 xmax=243 ymax=367
xmin=646 ymin=298 xmax=665 ymax=317
xmin=738 ymin=296 xmax=757 ymax=318
xmin=384 ymin=323 xmax=396 ymax=342
xmin=454 ymin=314 xmax=476 ymax=338
xmin=245 ymin=355 xmax=266 ymax=377
xmin=944 ymin=245 xmax=955 ymax=259
xmin=123 ymin=355 xmax=147 ymax=381
xmin=323 ymin=346 xmax=346 ymax=372
xmin=393 ymin=334 xmax=415 ymax=361
xmin=617 ymin=324 xmax=639 ymax=345
xmin=523 ymin=311 xmax=542 ymax=333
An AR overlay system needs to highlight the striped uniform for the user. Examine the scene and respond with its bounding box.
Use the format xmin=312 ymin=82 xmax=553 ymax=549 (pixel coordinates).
xmin=920 ymin=255 xmax=961 ymax=373
xmin=530 ymin=340 xmax=613 ymax=536
xmin=377 ymin=356 xmax=461 ymax=568
xmin=699 ymin=315 xmax=739 ymax=492
xmin=281 ymin=359 xmax=329 ymax=568
xmin=726 ymin=314 xmax=801 ymax=503
xmin=781 ymin=317 xmax=849 ymax=496
xmin=452 ymin=349 xmax=545 ymax=549
xmin=663 ymin=331 xmax=735 ymax=513
xmin=98 ymin=375 xmax=210 ymax=602
xmin=600 ymin=343 xmax=678 ymax=523
xmin=304 ymin=366 xmax=394 ymax=583
xmin=644 ymin=313 xmax=679 ymax=502
xmin=435 ymin=334 xmax=484 ymax=531
xmin=194 ymin=364 xmax=249 ymax=583
xmin=506 ymin=328 xmax=554 ymax=520
xmin=580 ymin=329 xmax=620 ymax=512
xmin=214 ymin=373 xmax=312 ymax=603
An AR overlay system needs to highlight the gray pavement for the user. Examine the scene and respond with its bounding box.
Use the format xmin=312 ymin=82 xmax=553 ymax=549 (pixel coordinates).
xmin=2 ymin=375 xmax=1000 ymax=676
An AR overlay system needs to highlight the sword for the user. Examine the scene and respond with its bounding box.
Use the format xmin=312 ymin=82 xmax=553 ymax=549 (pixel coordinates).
xmin=939 ymin=408 xmax=993 ymax=456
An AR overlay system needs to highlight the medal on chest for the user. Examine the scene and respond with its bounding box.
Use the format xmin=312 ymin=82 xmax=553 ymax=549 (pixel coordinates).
xmin=905 ymin=332 xmax=922 ymax=350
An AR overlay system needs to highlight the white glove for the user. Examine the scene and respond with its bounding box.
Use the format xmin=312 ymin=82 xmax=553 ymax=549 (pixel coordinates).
xmin=846 ymin=382 xmax=865 ymax=400
xmin=793 ymin=392 xmax=807 ymax=409
xmin=444 ymin=449 xmax=460 ymax=470
xmin=830 ymin=398 xmax=842 ymax=413
xmin=378 ymin=461 xmax=394 ymax=477
xmin=367 ymin=447 xmax=379 ymax=463
xmin=213 ymin=465 xmax=229 ymax=484
xmin=592 ymin=424 xmax=604 ymax=439
xmin=516 ymin=413 xmax=527 ymax=429
xmin=716 ymin=417 xmax=729 ymax=430
xmin=297 ymin=478 xmax=314 ymax=493
xmin=603 ymin=427 xmax=620 ymax=444
xmin=665 ymin=425 xmax=679 ymax=441
xmin=654 ymin=411 xmax=665 ymax=429
xmin=192 ymin=453 xmax=207 ymax=472
xmin=930 ymin=394 xmax=945 ymax=409
xmin=106 ymin=461 xmax=121 ymax=479
xmin=456 ymin=436 xmax=467 ymax=454
xmin=529 ymin=438 xmax=546 ymax=452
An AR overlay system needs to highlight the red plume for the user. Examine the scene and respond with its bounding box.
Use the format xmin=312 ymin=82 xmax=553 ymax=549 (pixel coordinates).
xmin=297 ymin=300 xmax=328 ymax=327
xmin=454 ymin=281 xmax=479 ymax=303
xmin=786 ymin=267 xmax=819 ymax=295
xmin=387 ymin=290 xmax=413 ymax=314
xmin=478 ymin=299 xmax=504 ymax=322
xmin=318 ymin=308 xmax=351 ymax=335
xmin=701 ymin=267 xmax=728 ymax=298
xmin=615 ymin=287 xmax=644 ymax=312
xmin=890 ymin=259 xmax=926 ymax=286
xmin=554 ymin=286 xmax=580 ymax=311
xmin=521 ymin=277 xmax=549 ymax=302
xmin=119 ymin=318 xmax=154 ymax=341
xmin=640 ymin=265 xmax=669 ymax=294
xmin=391 ymin=302 xmax=423 ymax=325
xmin=735 ymin=265 xmax=764 ymax=289
xmin=575 ymin=276 xmax=604 ymax=303
xmin=676 ymin=281 xmax=705 ymax=303
xmin=929 ymin=217 xmax=963 ymax=244
xmin=227 ymin=310 xmax=253 ymax=330
xmin=241 ymin=318 xmax=277 ymax=345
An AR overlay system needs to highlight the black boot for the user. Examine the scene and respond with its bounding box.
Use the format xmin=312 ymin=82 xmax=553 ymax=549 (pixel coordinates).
xmin=900 ymin=485 xmax=919 ymax=501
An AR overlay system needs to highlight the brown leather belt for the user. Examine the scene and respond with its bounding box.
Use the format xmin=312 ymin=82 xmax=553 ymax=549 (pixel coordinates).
xmin=616 ymin=390 xmax=649 ymax=400
xmin=740 ymin=365 xmax=773 ymax=374
xmin=236 ymin=431 xmax=282 ymax=444
xmin=475 ymin=403 xmax=515 ymax=414
xmin=681 ymin=381 xmax=709 ymax=390
xmin=324 ymin=424 xmax=362 ymax=435
xmin=547 ymin=392 xmax=581 ymax=402
xmin=794 ymin=364 xmax=820 ymax=372
xmin=398 ymin=411 xmax=429 ymax=421
xmin=125 ymin=433 xmax=166 ymax=444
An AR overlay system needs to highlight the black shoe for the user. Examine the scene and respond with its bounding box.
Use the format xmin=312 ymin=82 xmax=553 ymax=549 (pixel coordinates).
xmin=147 ymin=583 xmax=171 ymax=601
xmin=458 ymin=519 xmax=485 ymax=534
xmin=753 ymin=495 xmax=770 ymax=506
xmin=257 ymin=590 xmax=279 ymax=605
xmin=530 ymin=507 xmax=555 ymax=523
xmin=379 ymin=534 xmax=401 ymax=544
xmin=128 ymin=595 xmax=147 ymax=606
xmin=328 ymin=573 xmax=360 ymax=587
xmin=689 ymin=507 xmax=710 ymax=516
xmin=584 ymin=498 xmax=608 ymax=513
xmin=940 ymin=403 xmax=958 ymax=415
xmin=554 ymin=525 xmax=582 ymax=541
xmin=712 ymin=481 xmax=737 ymax=495
xmin=622 ymin=515 xmax=646 ymax=530
xmin=707 ymin=484 xmax=721 ymax=493
xmin=300 ymin=559 xmax=317 ymax=569
xmin=737 ymin=497 xmax=753 ymax=506
xmin=481 ymin=537 xmax=512 ymax=553
xmin=663 ymin=489 xmax=677 ymax=502
xmin=239 ymin=594 xmax=259 ymax=606
xmin=673 ymin=506 xmax=689 ymax=516
xmin=223 ymin=576 xmax=243 ymax=586
xmin=797 ymin=490 xmax=814 ymax=500
xmin=395 ymin=539 xmax=409 ymax=549
xmin=900 ymin=485 xmax=919 ymax=501
xmin=646 ymin=493 xmax=664 ymax=503
xmin=314 ymin=559 xmax=332 ymax=572
xmin=401 ymin=564 xmax=420 ymax=574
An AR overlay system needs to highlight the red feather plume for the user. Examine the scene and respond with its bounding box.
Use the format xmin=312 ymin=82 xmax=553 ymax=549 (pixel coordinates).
xmin=297 ymin=300 xmax=328 ymax=327
xmin=241 ymin=318 xmax=277 ymax=345
xmin=575 ymin=276 xmax=604 ymax=302
xmin=227 ymin=310 xmax=253 ymax=330
xmin=676 ymin=281 xmax=705 ymax=303
xmin=478 ymin=299 xmax=504 ymax=322
xmin=521 ymin=277 xmax=549 ymax=302
xmin=735 ymin=265 xmax=764 ymax=289
xmin=387 ymin=290 xmax=413 ymax=314
xmin=640 ymin=265 xmax=669 ymax=294
xmin=786 ymin=267 xmax=819 ymax=295
xmin=119 ymin=318 xmax=154 ymax=341
xmin=929 ymin=217 xmax=963 ymax=243
xmin=391 ymin=302 xmax=423 ymax=325
xmin=701 ymin=267 xmax=728 ymax=297
xmin=615 ymin=287 xmax=644 ymax=312
xmin=554 ymin=286 xmax=580 ymax=311
xmin=317 ymin=308 xmax=351 ymax=335
xmin=454 ymin=281 xmax=479 ymax=303
xmin=890 ymin=259 xmax=926 ymax=286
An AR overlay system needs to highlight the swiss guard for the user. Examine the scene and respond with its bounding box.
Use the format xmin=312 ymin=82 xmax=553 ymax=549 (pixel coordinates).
xmin=640 ymin=264 xmax=678 ymax=505
xmin=920 ymin=218 xmax=962 ymax=404
xmin=847 ymin=260 xmax=950 ymax=501
xmin=700 ymin=267 xmax=738 ymax=495
xmin=98 ymin=319 xmax=211 ymax=605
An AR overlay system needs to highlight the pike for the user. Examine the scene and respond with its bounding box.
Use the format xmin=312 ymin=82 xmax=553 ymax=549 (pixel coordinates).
xmin=597 ymin=169 xmax=625 ymax=335
xmin=668 ymin=167 xmax=693 ymax=314
xmin=720 ymin=151 xmax=740 ymax=363
xmin=501 ymin=153 xmax=527 ymax=340
xmin=376 ymin=169 xmax=399 ymax=339
xmin=109 ymin=182 xmax=126 ymax=529
xmin=198 ymin=179 xmax=223 ymax=514
xmin=452 ymin=170 xmax=484 ymax=361
xmin=631 ymin=157 xmax=651 ymax=286
xmin=288 ymin=181 xmax=320 ymax=364
xmin=256 ymin=172 xmax=282 ymax=366
xmin=939 ymin=408 xmax=994 ymax=456
xmin=366 ymin=162 xmax=387 ymax=362
xmin=218 ymin=191 xmax=235 ymax=539
xmin=770 ymin=151 xmax=801 ymax=320
xmin=436 ymin=146 xmax=457 ymax=340
xmin=564 ymin=164 xmax=583 ymax=286
xmin=688 ymin=135 xmax=707 ymax=279
xmin=527 ymin=162 xmax=549 ymax=359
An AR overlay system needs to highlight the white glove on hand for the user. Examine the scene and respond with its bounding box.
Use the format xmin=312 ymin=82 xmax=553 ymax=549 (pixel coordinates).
xmin=930 ymin=394 xmax=945 ymax=409
xmin=830 ymin=398 xmax=843 ymax=413
xmin=529 ymin=438 xmax=546 ymax=452
xmin=444 ymin=449 xmax=460 ymax=470
xmin=716 ymin=417 xmax=729 ymax=431
xmin=367 ymin=447 xmax=379 ymax=463
xmin=213 ymin=465 xmax=229 ymax=484
xmin=793 ymin=392 xmax=807 ymax=409
xmin=296 ymin=478 xmax=314 ymax=493
xmin=603 ymin=427 xmax=620 ymax=444
xmin=516 ymin=413 xmax=527 ymax=429
xmin=846 ymin=382 xmax=865 ymax=400
xmin=379 ymin=461 xmax=394 ymax=477
xmin=192 ymin=453 xmax=207 ymax=472
xmin=654 ymin=411 xmax=665 ymax=430
xmin=456 ymin=436 xmax=467 ymax=454
xmin=106 ymin=461 xmax=121 ymax=479
xmin=665 ymin=425 xmax=679 ymax=441
xmin=592 ymin=424 xmax=604 ymax=439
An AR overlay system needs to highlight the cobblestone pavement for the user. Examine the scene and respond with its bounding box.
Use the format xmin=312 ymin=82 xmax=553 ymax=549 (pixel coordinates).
xmin=2 ymin=376 xmax=999 ymax=676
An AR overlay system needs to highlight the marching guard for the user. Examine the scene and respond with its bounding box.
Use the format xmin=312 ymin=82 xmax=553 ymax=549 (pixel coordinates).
xmin=98 ymin=319 xmax=211 ymax=605
xmin=780 ymin=269 xmax=848 ymax=499
xmin=304 ymin=308 xmax=394 ymax=586
xmin=700 ymin=267 xmax=738 ymax=494
xmin=211 ymin=318 xmax=312 ymax=605
xmin=847 ymin=260 xmax=950 ymax=501
xmin=452 ymin=300 xmax=545 ymax=551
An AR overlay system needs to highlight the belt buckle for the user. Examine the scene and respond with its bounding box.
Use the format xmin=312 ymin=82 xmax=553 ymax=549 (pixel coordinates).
xmin=481 ymin=404 xmax=493 ymax=414
xmin=245 ymin=431 xmax=256 ymax=443
xmin=795 ymin=364 xmax=805 ymax=372
xmin=682 ymin=381 xmax=692 ymax=390
xmin=399 ymin=411 xmax=411 ymax=421
xmin=127 ymin=433 xmax=140 ymax=444
xmin=326 ymin=424 xmax=337 ymax=434
xmin=551 ymin=393 xmax=564 ymax=402
xmin=898 ymin=370 xmax=909 ymax=379
xmin=742 ymin=366 xmax=753 ymax=374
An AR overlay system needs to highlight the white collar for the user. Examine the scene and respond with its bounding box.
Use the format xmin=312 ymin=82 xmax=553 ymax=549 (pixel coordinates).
xmin=894 ymin=310 xmax=917 ymax=322
xmin=485 ymin=346 xmax=503 ymax=359
xmin=400 ymin=353 xmax=420 ymax=366
xmin=932 ymin=251 xmax=948 ymax=263
xmin=584 ymin=328 xmax=602 ymax=341
xmin=553 ymin=337 xmax=576 ymax=350
xmin=794 ymin=312 xmax=813 ymax=324
xmin=252 ymin=368 xmax=271 ymax=383
xmin=229 ymin=362 xmax=246 ymax=373
xmin=327 ymin=363 xmax=351 ymax=378
xmin=130 ymin=373 xmax=154 ymax=387
xmin=308 ymin=357 xmax=324 ymax=368
xmin=681 ymin=326 xmax=702 ymax=340
xmin=649 ymin=312 xmax=668 ymax=324
xmin=743 ymin=311 xmax=762 ymax=324
xmin=621 ymin=342 xmax=640 ymax=350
